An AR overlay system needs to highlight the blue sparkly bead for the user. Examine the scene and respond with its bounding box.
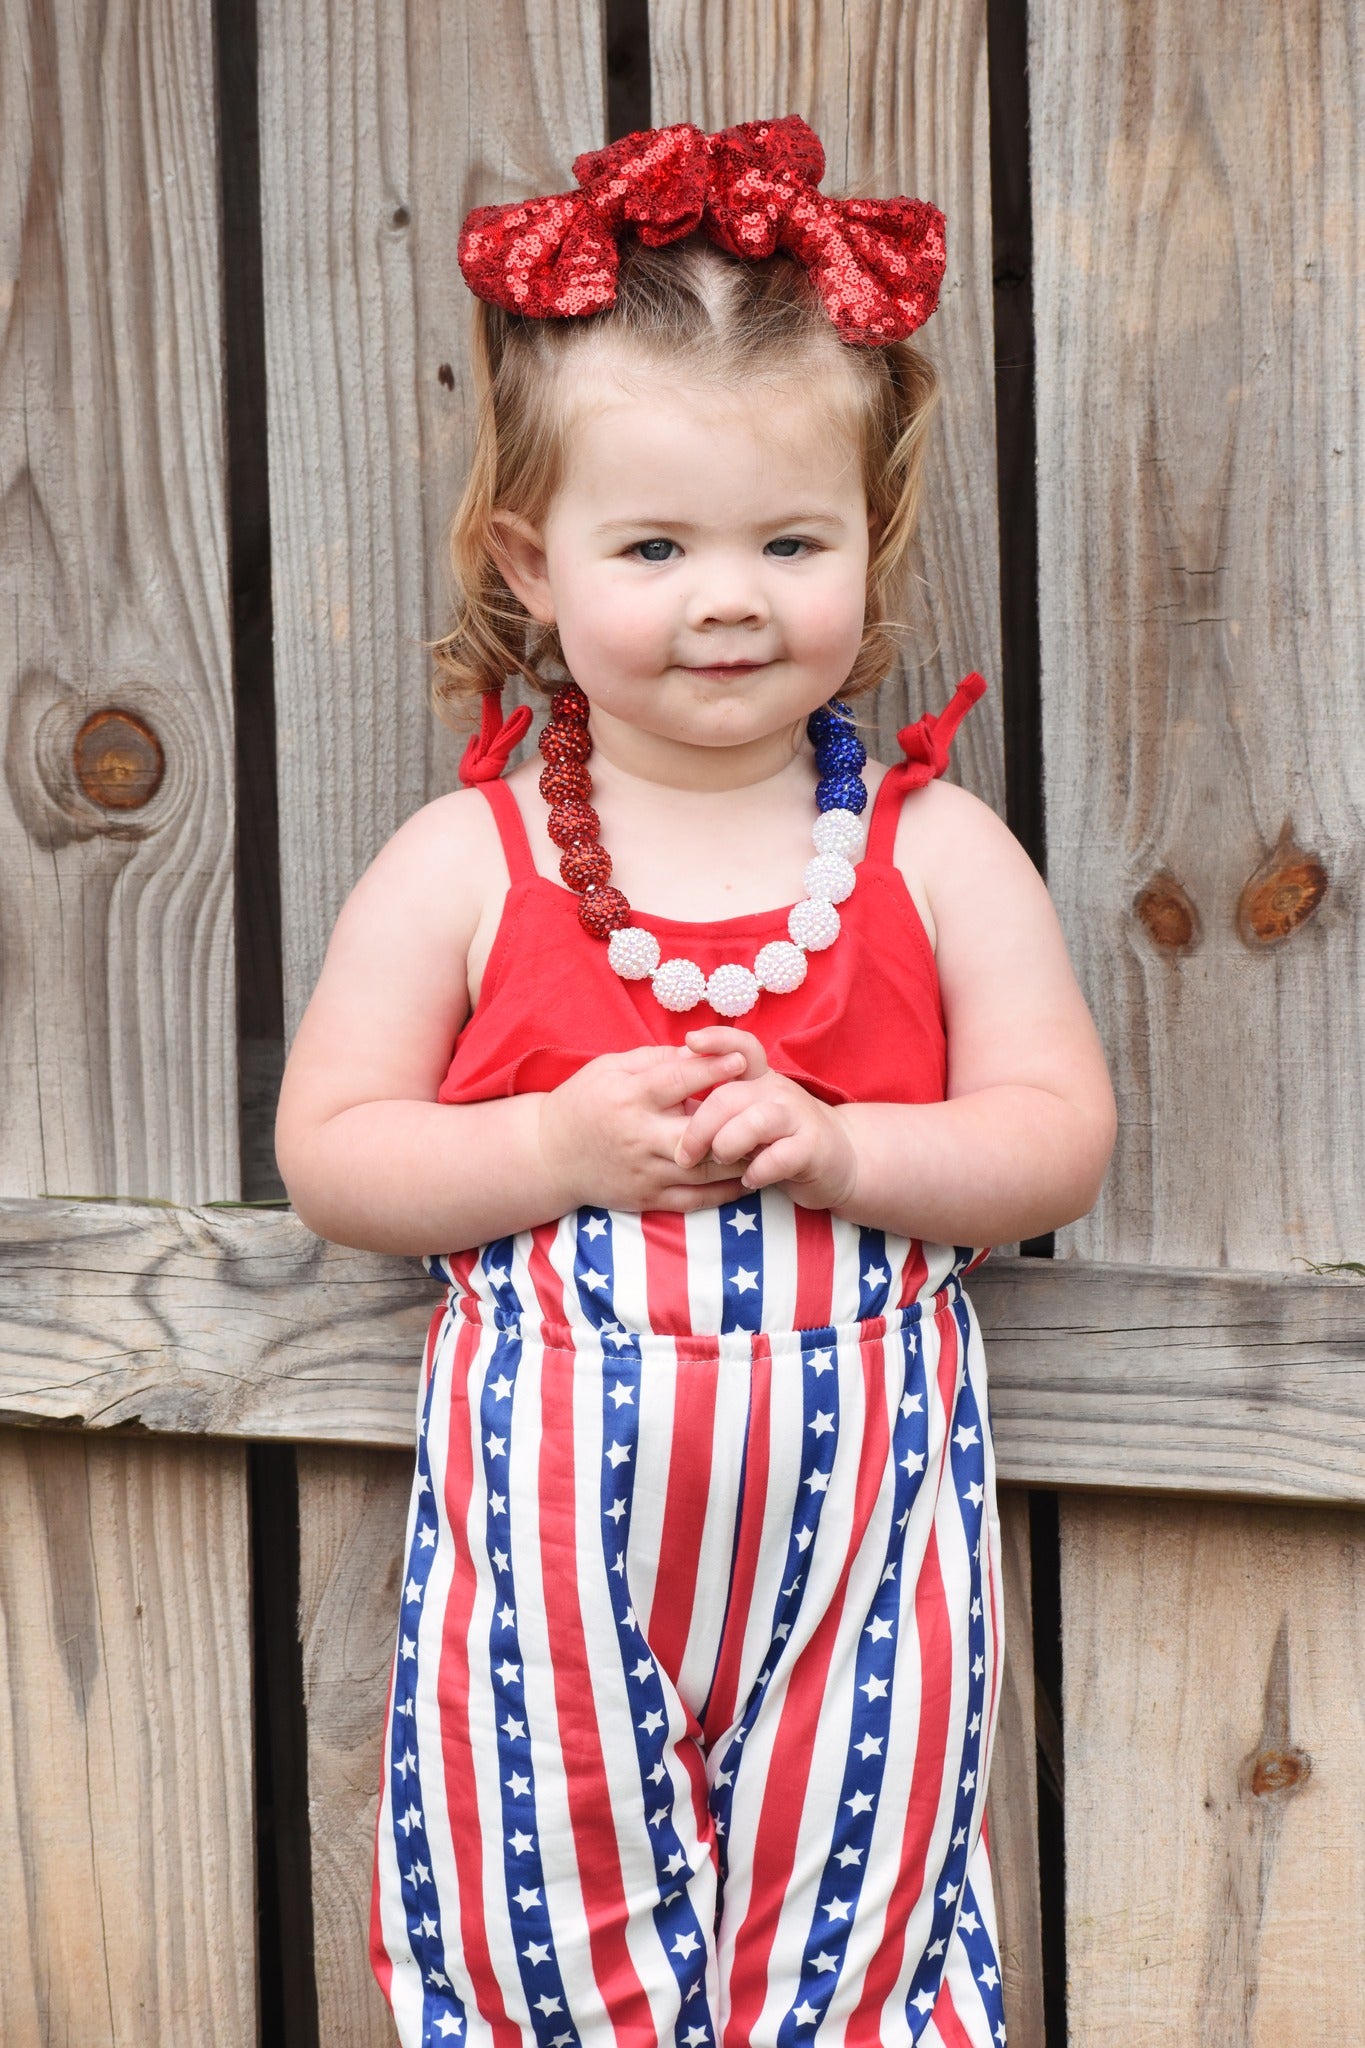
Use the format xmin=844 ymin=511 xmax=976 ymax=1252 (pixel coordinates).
xmin=813 ymin=723 xmax=867 ymax=774
xmin=817 ymin=769 xmax=868 ymax=814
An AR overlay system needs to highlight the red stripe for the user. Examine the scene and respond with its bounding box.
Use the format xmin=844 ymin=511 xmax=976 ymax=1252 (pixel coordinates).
xmin=897 ymin=1237 xmax=929 ymax=1310
xmin=725 ymin=1337 xmax=891 ymax=2042
xmin=436 ymin=1317 xmax=521 ymax=2046
xmin=701 ymin=1333 xmax=773 ymax=1743
xmin=646 ymin=1343 xmax=720 ymax=1692
xmin=642 ymin=1211 xmax=691 ymax=1336
xmin=931 ymin=1978 xmax=978 ymax=2048
xmin=847 ymin=1301 xmax=962 ymax=2038
xmin=537 ymin=1331 xmax=655 ymax=2031
xmin=791 ymin=1206 xmax=835 ymax=1330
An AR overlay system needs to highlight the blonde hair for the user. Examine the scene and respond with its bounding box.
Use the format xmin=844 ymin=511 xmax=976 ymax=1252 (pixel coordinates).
xmin=431 ymin=233 xmax=940 ymax=726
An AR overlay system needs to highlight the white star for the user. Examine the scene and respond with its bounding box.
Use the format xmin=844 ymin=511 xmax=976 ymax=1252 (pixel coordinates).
xmin=979 ymin=1962 xmax=999 ymax=1989
xmin=485 ymin=1433 xmax=506 ymax=1457
xmin=971 ymin=1596 xmax=982 ymax=1620
xmin=489 ymin=1492 xmax=506 ymax=1515
xmin=435 ymin=2018 xmax=462 ymax=2039
xmin=808 ymin=1349 xmax=834 ymax=1375
xmin=584 ymin=1215 xmax=608 ymax=1239
xmin=811 ymin=1950 xmax=839 ymax=1972
xmin=427 ymin=1969 xmax=449 ymax=1990
xmin=522 ymin=1940 xmax=550 ymax=1965
xmin=961 ymin=1768 xmax=977 ymax=1794
xmin=397 ymin=1698 xmax=415 ymax=1717
xmin=502 ymin=1715 xmax=526 ymax=1740
xmin=880 ymin=1562 xmax=897 ymax=1584
xmin=649 ymin=1806 xmax=669 ymax=1827
xmin=648 ymin=1760 xmax=667 ymax=1783
xmin=901 ymin=1449 xmax=926 ymax=1476
xmin=854 ymin=1733 xmax=883 ymax=1760
xmin=509 ymin=1830 xmax=534 ymax=1854
xmin=606 ymin=1497 xmax=627 ymax=1522
xmin=809 ymin=1411 xmax=835 ymax=1437
xmin=420 ymin=1912 xmax=438 ymax=1937
xmin=613 ymin=1551 xmax=626 ymax=1577
xmin=672 ymin=1931 xmax=700 ymax=1958
xmin=953 ymin=1424 xmax=980 ymax=1453
xmin=997 ymin=2025 xmax=1008 ymax=2044
xmin=965 ymin=1481 xmax=984 ymax=1508
xmin=952 ymin=1826 xmax=967 ymax=1850
xmin=664 ymin=1849 xmax=688 ymax=1875
xmin=911 ymin=1987 xmax=936 ymax=2015
xmin=534 ymin=1993 xmax=562 ymax=2016
xmin=418 ymin=1525 xmax=437 ymax=1549
xmin=795 ymin=1526 xmax=814 ymax=1551
xmin=728 ymin=1211 xmax=758 ymax=1234
xmin=608 ymin=1381 xmax=635 ymax=1407
xmin=733 ymin=1268 xmax=759 ymax=1292
xmin=639 ymin=1709 xmax=665 ymax=1735
xmin=900 ymin=1391 xmax=923 ymax=1416
xmin=969 ymin=1711 xmax=981 ymax=1736
xmin=397 ymin=1804 xmax=422 ymax=1835
xmin=774 ymin=1622 xmax=791 ymax=1638
xmin=938 ymin=1880 xmax=957 ymax=1906
xmin=826 ymin=1897 xmax=852 ymax=1921
xmin=603 ymin=1325 xmax=634 ymax=1349
xmin=683 ymin=2028 xmax=709 ymax=2047
xmin=400 ymin=1636 xmax=417 ymax=1661
xmin=835 ymin=1845 xmax=864 ymax=1868
xmin=395 ymin=1748 xmax=417 ymax=1779
xmin=972 ymin=1654 xmax=985 ymax=1681
xmin=410 ymin=1858 xmax=431 ymax=1884
xmin=489 ymin=1375 xmax=514 ymax=1401
xmin=417 ymin=1473 xmax=430 ymax=1494
xmin=793 ymin=2001 xmax=821 ymax=2024
xmin=860 ymin=1675 xmax=889 ymax=1702
xmin=496 ymin=1659 xmax=521 ymax=1686
xmin=507 ymin=1772 xmax=530 ymax=1797
xmin=846 ymin=1790 xmax=873 ymax=1815
xmin=498 ymin=1603 xmax=515 ymax=1627
xmin=959 ymin=1908 xmax=979 ymax=1935
xmin=632 ymin=1656 xmax=654 ymax=1681
xmin=485 ymin=1265 xmax=508 ymax=1286
xmin=606 ymin=1442 xmax=632 ymax=1468
xmin=866 ymin=1616 xmax=893 ymax=1642
xmin=514 ymin=1884 xmax=542 ymax=1911
xmin=805 ymin=1470 xmax=830 ymax=1494
xmin=862 ymin=1266 xmax=888 ymax=1288
xmin=926 ymin=1936 xmax=945 ymax=1958
xmin=581 ymin=1269 xmax=609 ymax=1292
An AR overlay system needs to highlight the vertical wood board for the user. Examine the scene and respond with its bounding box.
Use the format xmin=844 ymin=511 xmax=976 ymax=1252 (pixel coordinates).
xmin=0 ymin=0 xmax=238 ymax=1203
xmin=1061 ymin=1494 xmax=1365 ymax=2044
xmin=298 ymin=1446 xmax=414 ymax=2048
xmin=1032 ymin=0 xmax=1365 ymax=1267
xmin=0 ymin=1429 xmax=255 ymax=2045
xmin=649 ymin=0 xmax=1004 ymax=807
xmin=258 ymin=0 xmax=609 ymax=1033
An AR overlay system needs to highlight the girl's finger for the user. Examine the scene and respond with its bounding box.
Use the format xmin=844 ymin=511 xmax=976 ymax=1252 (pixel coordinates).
xmin=737 ymin=1135 xmax=807 ymax=1190
xmin=684 ymin=1025 xmax=769 ymax=1076
xmin=672 ymin=1079 xmax=762 ymax=1166
xmin=643 ymin=1050 xmax=747 ymax=1110
xmin=654 ymin=1177 xmax=750 ymax=1212
xmin=700 ymin=1099 xmax=796 ymax=1169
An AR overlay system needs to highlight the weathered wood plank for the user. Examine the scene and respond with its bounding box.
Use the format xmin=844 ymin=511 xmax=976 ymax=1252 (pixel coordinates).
xmin=0 ymin=0 xmax=238 ymax=1204
xmin=1032 ymin=0 xmax=1365 ymax=1270
xmin=0 ymin=1428 xmax=255 ymax=2043
xmin=649 ymin=0 xmax=1005 ymax=807
xmin=1062 ymin=1494 xmax=1365 ymax=2042
xmin=986 ymin=1489 xmax=1044 ymax=2048
xmin=258 ymin=0 xmax=608 ymax=1037
xmin=4 ymin=1203 xmax=1364 ymax=1494
xmin=297 ymin=1446 xmax=413 ymax=2048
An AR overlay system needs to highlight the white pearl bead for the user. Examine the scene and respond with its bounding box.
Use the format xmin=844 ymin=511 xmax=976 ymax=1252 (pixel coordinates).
xmin=652 ymin=957 xmax=707 ymax=1012
xmin=803 ymin=852 xmax=856 ymax=904
xmin=788 ymin=897 xmax=841 ymax=951
xmin=754 ymin=940 xmax=808 ymax=993
xmin=706 ymin=964 xmax=760 ymax=1017
xmin=812 ymin=808 xmax=866 ymax=859
xmin=607 ymin=926 xmax=661 ymax=979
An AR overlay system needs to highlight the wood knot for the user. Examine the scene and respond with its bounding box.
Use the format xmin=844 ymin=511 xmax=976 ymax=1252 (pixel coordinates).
xmin=72 ymin=708 xmax=165 ymax=810
xmin=1248 ymin=1746 xmax=1311 ymax=1798
xmin=1134 ymin=871 xmax=1200 ymax=951
xmin=1237 ymin=823 xmax=1327 ymax=946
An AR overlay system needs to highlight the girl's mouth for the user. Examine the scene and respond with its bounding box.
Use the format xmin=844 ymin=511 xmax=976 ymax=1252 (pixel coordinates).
xmin=685 ymin=661 xmax=768 ymax=675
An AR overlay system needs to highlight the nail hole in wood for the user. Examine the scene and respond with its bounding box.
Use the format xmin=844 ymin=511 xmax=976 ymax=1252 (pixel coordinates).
xmin=391 ymin=204 xmax=410 ymax=229
xmin=1237 ymin=824 xmax=1328 ymax=946
xmin=72 ymin=708 xmax=166 ymax=810
xmin=1133 ymin=870 xmax=1200 ymax=951
xmin=437 ymin=362 xmax=455 ymax=389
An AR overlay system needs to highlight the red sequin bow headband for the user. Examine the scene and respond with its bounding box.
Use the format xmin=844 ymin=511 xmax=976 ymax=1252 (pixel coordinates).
xmin=458 ymin=114 xmax=946 ymax=346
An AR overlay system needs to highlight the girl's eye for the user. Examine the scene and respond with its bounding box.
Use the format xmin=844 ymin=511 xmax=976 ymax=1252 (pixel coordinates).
xmin=766 ymin=536 xmax=815 ymax=558
xmin=630 ymin=538 xmax=678 ymax=563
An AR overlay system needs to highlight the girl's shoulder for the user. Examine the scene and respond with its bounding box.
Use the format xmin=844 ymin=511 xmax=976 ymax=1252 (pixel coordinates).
xmin=882 ymin=772 xmax=1035 ymax=953
xmin=336 ymin=782 xmax=508 ymax=948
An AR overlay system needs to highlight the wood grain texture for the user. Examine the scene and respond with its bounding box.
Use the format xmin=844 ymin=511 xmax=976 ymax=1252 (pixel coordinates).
xmin=985 ymin=1487 xmax=1044 ymax=2048
xmin=258 ymin=0 xmax=608 ymax=1035
xmin=297 ymin=1446 xmax=412 ymax=2048
xmin=1062 ymin=1494 xmax=1365 ymax=2043
xmin=4 ymin=1202 xmax=1365 ymax=1494
xmin=1032 ymin=0 xmax=1365 ymax=1268
xmin=0 ymin=0 xmax=238 ymax=1204
xmin=649 ymin=0 xmax=1004 ymax=806
xmin=0 ymin=1428 xmax=255 ymax=2044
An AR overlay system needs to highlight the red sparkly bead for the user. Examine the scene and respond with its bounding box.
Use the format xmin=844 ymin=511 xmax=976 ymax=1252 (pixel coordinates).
xmin=578 ymin=885 xmax=632 ymax=937
xmin=547 ymin=799 xmax=601 ymax=849
xmin=551 ymin=683 xmax=591 ymax=724
xmin=538 ymin=721 xmax=590 ymax=766
xmin=559 ymin=842 xmax=611 ymax=891
xmin=538 ymin=760 xmax=591 ymax=804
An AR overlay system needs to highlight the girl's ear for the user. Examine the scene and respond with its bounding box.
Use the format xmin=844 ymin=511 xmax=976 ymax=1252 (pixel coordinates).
xmin=491 ymin=512 xmax=556 ymax=624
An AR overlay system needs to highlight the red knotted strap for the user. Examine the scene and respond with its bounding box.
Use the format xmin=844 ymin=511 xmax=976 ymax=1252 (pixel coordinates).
xmin=865 ymin=672 xmax=988 ymax=862
xmin=458 ymin=686 xmax=534 ymax=786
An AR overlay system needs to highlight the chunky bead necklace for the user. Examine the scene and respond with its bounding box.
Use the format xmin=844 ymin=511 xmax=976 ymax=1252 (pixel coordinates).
xmin=537 ymin=683 xmax=869 ymax=1018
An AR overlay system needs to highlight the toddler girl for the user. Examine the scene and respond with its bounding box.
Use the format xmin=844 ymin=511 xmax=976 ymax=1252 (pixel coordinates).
xmin=276 ymin=115 xmax=1115 ymax=2048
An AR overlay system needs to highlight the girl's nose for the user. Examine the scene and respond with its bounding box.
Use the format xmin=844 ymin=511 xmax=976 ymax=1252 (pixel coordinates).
xmin=687 ymin=562 xmax=770 ymax=629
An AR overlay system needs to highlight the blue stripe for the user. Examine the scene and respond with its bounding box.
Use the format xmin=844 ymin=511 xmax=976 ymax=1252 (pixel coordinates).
xmin=776 ymin=1305 xmax=932 ymax=2042
xmin=386 ymin=1306 xmax=470 ymax=2042
xmin=903 ymin=1288 xmax=992 ymax=2041
xmin=718 ymin=1194 xmax=764 ymax=1333
xmin=857 ymin=1226 xmax=892 ymax=1320
xmin=956 ymin=1876 xmax=1008 ymax=2043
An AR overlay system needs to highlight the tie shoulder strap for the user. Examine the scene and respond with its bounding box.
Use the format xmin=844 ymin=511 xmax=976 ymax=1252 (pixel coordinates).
xmin=864 ymin=672 xmax=988 ymax=863
xmin=458 ymin=684 xmax=534 ymax=786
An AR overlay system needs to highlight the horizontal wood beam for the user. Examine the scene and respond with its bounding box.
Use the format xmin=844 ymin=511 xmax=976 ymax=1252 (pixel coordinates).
xmin=2 ymin=1200 xmax=1362 ymax=1502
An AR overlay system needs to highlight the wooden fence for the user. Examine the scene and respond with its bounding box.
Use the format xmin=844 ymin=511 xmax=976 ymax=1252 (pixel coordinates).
xmin=1 ymin=1 xmax=1361 ymax=2043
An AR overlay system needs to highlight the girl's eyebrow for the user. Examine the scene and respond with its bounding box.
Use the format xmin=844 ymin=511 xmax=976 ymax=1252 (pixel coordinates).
xmin=591 ymin=512 xmax=848 ymax=536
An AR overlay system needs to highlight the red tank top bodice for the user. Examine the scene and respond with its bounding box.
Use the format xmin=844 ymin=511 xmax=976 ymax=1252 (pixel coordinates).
xmin=437 ymin=674 xmax=986 ymax=1111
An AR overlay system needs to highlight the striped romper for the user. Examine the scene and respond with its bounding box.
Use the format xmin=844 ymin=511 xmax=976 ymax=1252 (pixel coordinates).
xmin=371 ymin=679 xmax=1008 ymax=2048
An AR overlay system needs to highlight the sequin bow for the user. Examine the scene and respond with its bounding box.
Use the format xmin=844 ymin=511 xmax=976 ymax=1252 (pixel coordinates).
xmin=458 ymin=115 xmax=946 ymax=345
